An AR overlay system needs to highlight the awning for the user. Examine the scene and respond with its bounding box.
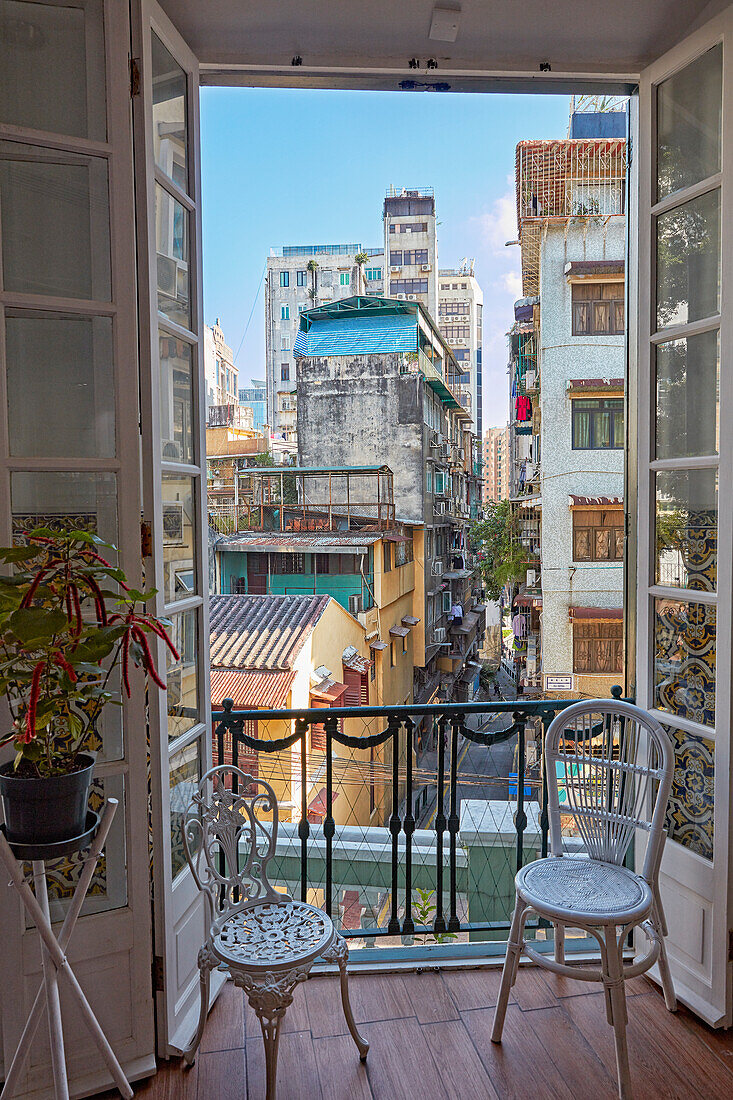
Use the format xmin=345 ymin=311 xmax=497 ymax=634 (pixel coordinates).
xmin=443 ymin=569 xmax=472 ymax=580
xmin=513 ymin=595 xmax=534 ymax=608
xmin=383 ymin=531 xmax=408 ymax=543
xmin=564 ymin=259 xmax=625 ymax=280
xmin=567 ymin=377 xmax=624 ymax=394
xmin=342 ymin=648 xmax=372 ymax=675
xmin=569 ymin=494 xmax=623 ymax=508
xmin=569 ymin=606 xmax=623 ymax=622
xmin=389 ymin=625 xmax=410 ymax=638
xmin=211 ymin=668 xmax=295 ymax=710
xmin=369 ymin=639 xmax=388 ymax=650
xmin=310 ymin=679 xmax=348 ymax=702
xmin=450 ymin=611 xmax=479 ymax=636
xmin=401 ymin=615 xmax=420 ymax=627
xmin=307 ymin=788 xmax=338 ymax=821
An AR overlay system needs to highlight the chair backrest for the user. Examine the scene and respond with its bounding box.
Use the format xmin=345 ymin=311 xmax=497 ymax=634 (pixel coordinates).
xmin=182 ymin=765 xmax=289 ymax=919
xmin=544 ymin=700 xmax=674 ymax=883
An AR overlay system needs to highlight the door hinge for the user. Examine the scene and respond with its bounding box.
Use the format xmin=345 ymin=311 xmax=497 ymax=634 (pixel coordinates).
xmin=729 ymin=928 xmax=733 ymax=963
xmin=152 ymin=955 xmax=165 ymax=992
xmin=130 ymin=57 xmax=141 ymax=97
xmin=140 ymin=520 xmax=152 ymax=558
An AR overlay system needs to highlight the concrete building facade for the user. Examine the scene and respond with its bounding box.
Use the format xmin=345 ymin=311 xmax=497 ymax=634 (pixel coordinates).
xmin=264 ymin=244 xmax=384 ymax=440
xmin=383 ymin=188 xmax=438 ymax=322
xmin=438 ymin=264 xmax=483 ymax=436
xmin=483 ymin=426 xmax=510 ymax=504
xmin=238 ymin=378 xmax=267 ymax=431
xmin=203 ymin=318 xmax=238 ymax=411
xmin=507 ymin=129 xmax=627 ymax=698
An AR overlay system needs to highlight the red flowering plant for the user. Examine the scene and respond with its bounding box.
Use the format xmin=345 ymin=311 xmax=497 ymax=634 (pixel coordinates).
xmin=0 ymin=527 xmax=178 ymax=777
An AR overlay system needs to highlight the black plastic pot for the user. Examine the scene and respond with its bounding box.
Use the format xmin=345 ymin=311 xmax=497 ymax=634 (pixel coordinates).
xmin=0 ymin=753 xmax=95 ymax=845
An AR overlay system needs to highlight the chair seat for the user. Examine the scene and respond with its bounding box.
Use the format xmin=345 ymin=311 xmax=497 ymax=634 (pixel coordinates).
xmin=516 ymin=856 xmax=653 ymax=923
xmin=213 ymin=900 xmax=335 ymax=970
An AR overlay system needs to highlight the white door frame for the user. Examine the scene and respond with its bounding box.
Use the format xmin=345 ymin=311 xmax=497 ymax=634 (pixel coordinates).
xmin=637 ymin=8 xmax=732 ymax=1025
xmin=131 ymin=0 xmax=216 ymax=1054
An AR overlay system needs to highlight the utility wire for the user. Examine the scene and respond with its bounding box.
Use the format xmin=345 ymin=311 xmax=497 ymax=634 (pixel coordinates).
xmin=233 ymin=260 xmax=267 ymax=369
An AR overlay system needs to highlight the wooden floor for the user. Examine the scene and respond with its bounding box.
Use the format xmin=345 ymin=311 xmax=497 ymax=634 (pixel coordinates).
xmin=126 ymin=967 xmax=733 ymax=1100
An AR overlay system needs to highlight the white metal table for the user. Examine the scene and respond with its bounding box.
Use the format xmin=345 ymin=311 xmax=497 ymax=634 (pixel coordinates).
xmin=0 ymin=798 xmax=133 ymax=1100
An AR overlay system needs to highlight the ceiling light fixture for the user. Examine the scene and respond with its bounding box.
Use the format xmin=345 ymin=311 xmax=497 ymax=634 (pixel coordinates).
xmin=429 ymin=5 xmax=461 ymax=43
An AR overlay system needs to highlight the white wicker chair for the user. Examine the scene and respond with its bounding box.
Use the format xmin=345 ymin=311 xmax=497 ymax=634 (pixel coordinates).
xmin=181 ymin=766 xmax=368 ymax=1100
xmin=491 ymin=700 xmax=676 ymax=1099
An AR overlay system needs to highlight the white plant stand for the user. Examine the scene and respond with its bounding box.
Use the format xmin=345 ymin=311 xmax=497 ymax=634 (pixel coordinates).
xmin=0 ymin=798 xmax=132 ymax=1100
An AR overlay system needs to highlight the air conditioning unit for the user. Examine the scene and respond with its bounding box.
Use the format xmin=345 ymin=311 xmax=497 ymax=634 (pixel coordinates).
xmin=527 ymin=569 xmax=537 ymax=587
xmin=390 ymin=266 xmax=401 ymax=274
xmin=396 ymin=293 xmax=405 ymax=299
xmin=348 ymin=594 xmax=363 ymax=616
xmin=525 ymin=370 xmax=536 ymax=390
xmin=407 ymin=294 xmax=416 ymax=300
xmin=429 ymin=430 xmax=439 ymax=449
xmin=434 ymin=627 xmax=446 ymax=643
xmin=441 ymin=443 xmax=451 ymax=459
xmin=157 ymin=253 xmax=178 ymax=299
xmin=421 ymin=264 xmax=432 ymax=272
xmin=432 ymin=560 xmax=444 ymax=576
xmin=433 ymin=501 xmax=445 ymax=516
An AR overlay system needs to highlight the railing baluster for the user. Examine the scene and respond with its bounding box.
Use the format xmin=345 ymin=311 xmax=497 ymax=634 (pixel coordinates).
xmin=515 ymin=712 xmax=527 ymax=873
xmin=539 ymin=717 xmax=550 ymax=860
xmin=387 ymin=716 xmax=401 ymax=936
xmin=296 ymin=717 xmax=309 ymax=904
xmin=402 ymin=716 xmax=415 ymax=936
xmin=324 ymin=716 xmax=337 ymax=921
xmin=434 ymin=715 xmax=447 ymax=935
xmin=447 ymin=715 xmax=461 ymax=934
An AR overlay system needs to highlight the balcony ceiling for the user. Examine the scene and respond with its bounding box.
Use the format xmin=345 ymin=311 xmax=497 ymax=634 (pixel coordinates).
xmin=160 ymin=0 xmax=728 ymax=82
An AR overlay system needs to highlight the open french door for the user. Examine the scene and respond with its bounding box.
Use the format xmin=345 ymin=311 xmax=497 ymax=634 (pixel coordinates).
xmin=131 ymin=0 xmax=216 ymax=1053
xmin=637 ymin=6 xmax=733 ymax=1025
xmin=0 ymin=0 xmax=156 ymax=1091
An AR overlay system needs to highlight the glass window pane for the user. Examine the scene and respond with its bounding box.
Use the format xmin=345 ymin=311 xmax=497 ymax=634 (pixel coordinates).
xmin=655 ymin=331 xmax=719 ymax=459
xmin=152 ymin=33 xmax=188 ymax=192
xmin=162 ymin=473 xmax=197 ymax=604
xmin=0 ymin=0 xmax=106 ymax=141
xmin=10 ymin=472 xmax=121 ymax=759
xmin=654 ymin=598 xmax=716 ymax=728
xmin=0 ymin=141 xmax=111 ymax=300
xmin=169 ymin=738 xmax=201 ymax=879
xmin=663 ymin=723 xmax=714 ymax=861
xmin=657 ymin=44 xmax=722 ymax=201
xmin=6 ymin=311 xmax=114 ymax=457
xmin=167 ymin=609 xmax=199 ymax=742
xmin=656 ymin=188 xmax=720 ymax=329
xmin=159 ymin=332 xmax=194 ymax=463
xmin=655 ymin=469 xmax=717 ymax=591
xmin=156 ymin=184 xmax=190 ymax=329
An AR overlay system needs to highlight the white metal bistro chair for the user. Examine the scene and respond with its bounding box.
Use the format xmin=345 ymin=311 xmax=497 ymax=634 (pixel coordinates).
xmin=491 ymin=700 xmax=676 ymax=1100
xmin=181 ymin=766 xmax=368 ymax=1100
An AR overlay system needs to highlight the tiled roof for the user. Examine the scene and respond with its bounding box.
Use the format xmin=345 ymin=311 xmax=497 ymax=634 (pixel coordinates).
xmin=215 ymin=531 xmax=383 ymax=552
xmin=210 ymin=594 xmax=331 ymax=670
xmin=564 ymin=259 xmax=625 ymax=278
xmin=569 ymin=494 xmax=623 ymax=507
xmin=567 ymin=378 xmax=624 ymax=391
xmin=569 ymin=606 xmax=623 ymax=621
xmin=211 ymin=669 xmax=296 ymax=709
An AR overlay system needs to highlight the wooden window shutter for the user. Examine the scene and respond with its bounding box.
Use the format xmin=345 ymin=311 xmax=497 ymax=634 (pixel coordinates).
xmin=343 ymin=667 xmax=362 ymax=706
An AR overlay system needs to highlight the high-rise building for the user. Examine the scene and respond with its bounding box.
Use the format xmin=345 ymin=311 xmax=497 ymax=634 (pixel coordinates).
xmin=383 ymin=188 xmax=438 ymax=321
xmin=507 ymin=121 xmax=627 ymax=698
xmin=483 ymin=426 xmax=510 ymax=503
xmin=438 ymin=263 xmax=483 ymax=435
xmin=264 ymin=244 xmax=384 ymax=440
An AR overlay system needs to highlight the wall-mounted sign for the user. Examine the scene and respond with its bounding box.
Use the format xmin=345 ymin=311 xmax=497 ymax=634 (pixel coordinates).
xmin=545 ymin=674 xmax=573 ymax=692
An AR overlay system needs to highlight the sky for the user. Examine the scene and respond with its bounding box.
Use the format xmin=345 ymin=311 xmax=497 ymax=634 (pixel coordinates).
xmin=200 ymin=89 xmax=570 ymax=430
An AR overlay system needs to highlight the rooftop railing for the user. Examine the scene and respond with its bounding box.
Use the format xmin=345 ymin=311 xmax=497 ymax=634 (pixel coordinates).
xmin=209 ymin=689 xmax=627 ymax=955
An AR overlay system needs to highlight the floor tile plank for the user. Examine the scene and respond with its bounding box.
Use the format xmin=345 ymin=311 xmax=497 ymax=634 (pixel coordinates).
xmin=421 ymin=1019 xmax=501 ymax=1099
xmin=461 ymin=1004 xmax=577 ymax=1100
xmin=313 ymin=1034 xmax=373 ymax=1100
xmin=441 ymin=966 xmax=515 ymax=1012
xmin=200 ymin=980 xmax=245 ymax=1053
xmin=246 ymin=1030 xmax=320 ymax=1100
xmin=402 ymin=971 xmax=459 ymax=1024
xmin=196 ymin=1049 xmax=246 ymax=1100
xmin=359 ymin=1018 xmax=445 ymax=1100
xmin=243 ymin=976 xmax=311 ymax=1038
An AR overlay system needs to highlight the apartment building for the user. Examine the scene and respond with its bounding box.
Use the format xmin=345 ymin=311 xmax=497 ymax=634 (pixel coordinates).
xmin=203 ymin=318 xmax=238 ymax=411
xmin=508 ymin=117 xmax=627 ymax=698
xmin=264 ymin=244 xmax=384 ymax=440
xmin=383 ymin=187 xmax=438 ymax=321
xmin=294 ymin=295 xmax=485 ymax=706
xmin=483 ymin=426 xmax=510 ymax=504
xmin=438 ymin=263 xmax=483 ymax=436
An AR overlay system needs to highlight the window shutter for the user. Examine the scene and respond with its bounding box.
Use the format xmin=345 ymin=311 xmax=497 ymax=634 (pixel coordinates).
xmin=343 ymin=667 xmax=362 ymax=706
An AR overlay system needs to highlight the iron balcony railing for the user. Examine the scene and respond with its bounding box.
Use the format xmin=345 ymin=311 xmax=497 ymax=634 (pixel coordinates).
xmin=212 ymin=689 xmax=627 ymax=946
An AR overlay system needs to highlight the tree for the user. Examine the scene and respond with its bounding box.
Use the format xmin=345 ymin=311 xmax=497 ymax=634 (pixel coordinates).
xmin=469 ymin=500 xmax=526 ymax=601
xmin=307 ymin=258 xmax=319 ymax=306
xmin=354 ymin=252 xmax=369 ymax=295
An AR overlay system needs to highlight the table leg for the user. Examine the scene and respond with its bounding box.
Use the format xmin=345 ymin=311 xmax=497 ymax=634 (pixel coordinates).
xmin=0 ymin=801 xmax=119 ymax=1100
xmin=32 ymin=861 xmax=69 ymax=1100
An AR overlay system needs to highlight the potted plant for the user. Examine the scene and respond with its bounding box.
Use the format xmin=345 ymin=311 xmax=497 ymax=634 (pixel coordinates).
xmin=0 ymin=527 xmax=177 ymax=845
